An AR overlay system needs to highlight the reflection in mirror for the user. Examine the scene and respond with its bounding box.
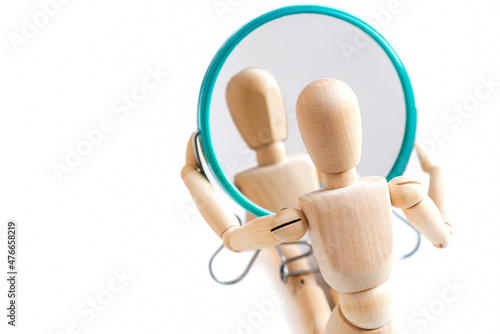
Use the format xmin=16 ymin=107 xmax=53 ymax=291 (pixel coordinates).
xmin=209 ymin=13 xmax=408 ymax=215
xmin=226 ymin=67 xmax=320 ymax=221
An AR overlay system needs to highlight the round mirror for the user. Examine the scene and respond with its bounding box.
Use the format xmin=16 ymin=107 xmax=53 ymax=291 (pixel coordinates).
xmin=198 ymin=5 xmax=416 ymax=217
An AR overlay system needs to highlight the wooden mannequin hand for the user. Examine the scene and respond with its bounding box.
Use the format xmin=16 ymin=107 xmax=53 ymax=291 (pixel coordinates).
xmin=414 ymin=142 xmax=448 ymax=220
xmin=415 ymin=142 xmax=439 ymax=174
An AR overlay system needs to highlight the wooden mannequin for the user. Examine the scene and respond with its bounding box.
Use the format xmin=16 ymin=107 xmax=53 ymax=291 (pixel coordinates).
xmin=296 ymin=79 xmax=451 ymax=332
xmin=226 ymin=67 xmax=331 ymax=333
xmin=181 ymin=78 xmax=452 ymax=333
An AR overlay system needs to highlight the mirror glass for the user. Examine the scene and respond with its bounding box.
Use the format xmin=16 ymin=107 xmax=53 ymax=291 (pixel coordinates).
xmin=198 ymin=6 xmax=416 ymax=217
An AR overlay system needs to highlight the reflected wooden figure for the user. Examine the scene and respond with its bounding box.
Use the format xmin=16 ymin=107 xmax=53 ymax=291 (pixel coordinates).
xmin=226 ymin=67 xmax=332 ymax=333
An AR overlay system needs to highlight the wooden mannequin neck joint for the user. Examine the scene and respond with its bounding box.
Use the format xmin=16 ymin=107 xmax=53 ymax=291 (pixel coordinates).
xmin=321 ymin=168 xmax=357 ymax=190
xmin=255 ymin=141 xmax=287 ymax=166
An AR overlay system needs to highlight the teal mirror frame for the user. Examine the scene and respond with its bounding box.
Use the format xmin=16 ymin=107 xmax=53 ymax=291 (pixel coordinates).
xmin=197 ymin=5 xmax=417 ymax=217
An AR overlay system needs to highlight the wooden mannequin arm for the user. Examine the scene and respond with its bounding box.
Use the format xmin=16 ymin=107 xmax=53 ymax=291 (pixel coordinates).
xmin=415 ymin=143 xmax=447 ymax=219
xmin=181 ymin=133 xmax=240 ymax=243
xmin=225 ymin=208 xmax=308 ymax=252
xmin=181 ymin=134 xmax=308 ymax=252
xmin=388 ymin=176 xmax=452 ymax=248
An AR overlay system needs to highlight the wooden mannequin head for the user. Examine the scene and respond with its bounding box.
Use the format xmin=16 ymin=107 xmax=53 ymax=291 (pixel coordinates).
xmin=226 ymin=68 xmax=288 ymax=162
xmin=296 ymin=78 xmax=362 ymax=176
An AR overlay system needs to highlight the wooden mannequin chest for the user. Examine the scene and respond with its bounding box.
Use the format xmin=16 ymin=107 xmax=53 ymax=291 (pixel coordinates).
xmin=299 ymin=176 xmax=395 ymax=293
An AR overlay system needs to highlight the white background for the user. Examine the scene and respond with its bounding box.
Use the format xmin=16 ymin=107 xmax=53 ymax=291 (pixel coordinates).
xmin=0 ymin=0 xmax=499 ymax=333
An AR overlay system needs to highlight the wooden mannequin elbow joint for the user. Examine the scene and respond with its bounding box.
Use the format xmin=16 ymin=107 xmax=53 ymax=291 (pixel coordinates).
xmin=221 ymin=226 xmax=239 ymax=252
xmin=388 ymin=176 xmax=425 ymax=209
xmin=271 ymin=208 xmax=309 ymax=243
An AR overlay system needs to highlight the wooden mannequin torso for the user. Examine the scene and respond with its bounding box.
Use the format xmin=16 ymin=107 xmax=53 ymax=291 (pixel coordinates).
xmin=235 ymin=155 xmax=319 ymax=220
xmin=299 ymin=176 xmax=395 ymax=293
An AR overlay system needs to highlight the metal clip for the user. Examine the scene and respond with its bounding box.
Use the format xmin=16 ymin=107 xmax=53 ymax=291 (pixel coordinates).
xmin=192 ymin=131 xmax=207 ymax=178
xmin=276 ymin=241 xmax=320 ymax=284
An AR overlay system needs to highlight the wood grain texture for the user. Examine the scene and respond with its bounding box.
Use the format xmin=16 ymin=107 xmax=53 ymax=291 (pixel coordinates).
xmin=227 ymin=208 xmax=308 ymax=251
xmin=181 ymin=134 xmax=240 ymax=238
xmin=299 ymin=176 xmax=395 ymax=293
xmin=415 ymin=142 xmax=448 ymax=220
xmin=388 ymin=176 xmax=451 ymax=248
xmin=339 ymin=281 xmax=394 ymax=330
xmin=321 ymin=168 xmax=358 ymax=190
xmin=235 ymin=155 xmax=319 ymax=217
xmin=255 ymin=141 xmax=287 ymax=166
xmin=226 ymin=67 xmax=287 ymax=149
xmin=296 ymin=78 xmax=362 ymax=174
xmin=387 ymin=176 xmax=424 ymax=209
xmin=403 ymin=195 xmax=452 ymax=248
xmin=326 ymin=306 xmax=397 ymax=334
